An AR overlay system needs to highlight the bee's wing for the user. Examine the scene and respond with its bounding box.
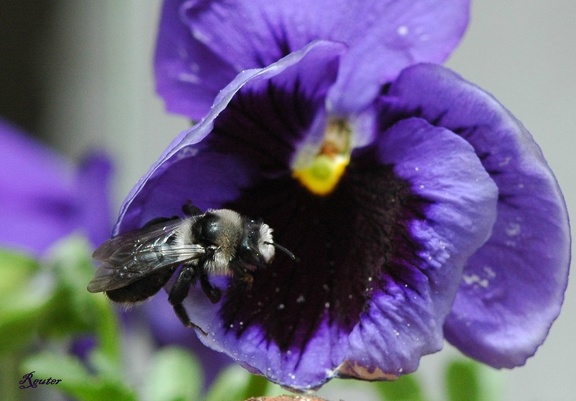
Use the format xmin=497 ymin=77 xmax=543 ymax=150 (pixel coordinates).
xmin=88 ymin=219 xmax=205 ymax=293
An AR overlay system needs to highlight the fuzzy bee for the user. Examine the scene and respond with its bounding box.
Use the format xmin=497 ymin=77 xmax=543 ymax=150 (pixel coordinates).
xmin=87 ymin=204 xmax=295 ymax=334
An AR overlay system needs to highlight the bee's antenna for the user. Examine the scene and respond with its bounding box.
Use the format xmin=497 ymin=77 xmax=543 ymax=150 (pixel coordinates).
xmin=265 ymin=242 xmax=298 ymax=262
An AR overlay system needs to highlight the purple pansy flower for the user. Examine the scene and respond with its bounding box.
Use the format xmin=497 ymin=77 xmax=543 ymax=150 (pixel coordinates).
xmin=111 ymin=40 xmax=569 ymax=390
xmin=154 ymin=0 xmax=470 ymax=119
xmin=0 ymin=118 xmax=112 ymax=256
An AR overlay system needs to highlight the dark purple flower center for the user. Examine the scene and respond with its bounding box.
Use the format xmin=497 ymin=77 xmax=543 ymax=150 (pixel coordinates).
xmin=220 ymin=147 xmax=433 ymax=354
xmin=176 ymin=77 xmax=435 ymax=360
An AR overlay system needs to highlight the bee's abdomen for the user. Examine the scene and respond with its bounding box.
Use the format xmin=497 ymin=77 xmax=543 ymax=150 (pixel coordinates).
xmin=106 ymin=266 xmax=177 ymax=303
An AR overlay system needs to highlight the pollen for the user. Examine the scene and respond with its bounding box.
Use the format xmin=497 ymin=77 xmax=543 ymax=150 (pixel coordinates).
xmin=292 ymin=119 xmax=352 ymax=196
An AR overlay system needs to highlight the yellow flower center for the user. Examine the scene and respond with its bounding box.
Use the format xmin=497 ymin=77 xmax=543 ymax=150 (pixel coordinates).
xmin=292 ymin=119 xmax=352 ymax=196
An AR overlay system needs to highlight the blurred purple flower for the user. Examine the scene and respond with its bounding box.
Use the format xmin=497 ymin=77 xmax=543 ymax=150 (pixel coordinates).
xmin=0 ymin=118 xmax=113 ymax=256
xmin=154 ymin=0 xmax=470 ymax=119
xmin=112 ymin=40 xmax=570 ymax=390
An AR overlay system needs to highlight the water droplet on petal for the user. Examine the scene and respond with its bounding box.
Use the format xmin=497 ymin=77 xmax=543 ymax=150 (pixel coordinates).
xmin=397 ymin=25 xmax=409 ymax=36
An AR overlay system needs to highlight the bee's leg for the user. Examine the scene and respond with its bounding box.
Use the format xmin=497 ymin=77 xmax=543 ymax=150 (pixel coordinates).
xmin=172 ymin=304 xmax=207 ymax=335
xmin=199 ymin=270 xmax=222 ymax=303
xmin=196 ymin=247 xmax=222 ymax=303
xmin=168 ymin=265 xmax=207 ymax=335
xmin=182 ymin=200 xmax=202 ymax=216
xmin=195 ymin=253 xmax=221 ymax=303
xmin=229 ymin=262 xmax=254 ymax=288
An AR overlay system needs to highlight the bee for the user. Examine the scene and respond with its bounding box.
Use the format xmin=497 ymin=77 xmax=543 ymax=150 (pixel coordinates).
xmin=87 ymin=203 xmax=295 ymax=334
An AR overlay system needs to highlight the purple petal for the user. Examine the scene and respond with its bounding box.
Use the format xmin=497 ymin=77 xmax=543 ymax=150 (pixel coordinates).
xmin=0 ymin=119 xmax=77 ymax=256
xmin=76 ymin=151 xmax=114 ymax=247
xmin=118 ymin=40 xmax=345 ymax=232
xmin=379 ymin=64 xmax=570 ymax=368
xmin=155 ymin=0 xmax=470 ymax=118
xmin=69 ymin=335 xmax=98 ymax=361
xmin=0 ymin=119 xmax=113 ymax=256
xmin=338 ymin=118 xmax=498 ymax=380
xmin=154 ymin=0 xmax=237 ymax=118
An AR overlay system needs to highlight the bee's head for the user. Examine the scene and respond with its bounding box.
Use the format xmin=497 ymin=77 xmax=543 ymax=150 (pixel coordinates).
xmin=236 ymin=220 xmax=275 ymax=269
xmin=239 ymin=219 xmax=297 ymax=269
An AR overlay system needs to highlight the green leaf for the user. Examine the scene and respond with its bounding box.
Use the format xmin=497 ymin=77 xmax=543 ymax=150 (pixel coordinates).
xmin=42 ymin=235 xmax=123 ymax=364
xmin=444 ymin=359 xmax=502 ymax=401
xmin=0 ymin=249 xmax=39 ymax=294
xmin=90 ymin=293 xmax=122 ymax=364
xmin=1 ymin=353 xmax=23 ymax=401
xmin=0 ymin=249 xmax=47 ymax=354
xmin=40 ymin=236 xmax=103 ymax=337
xmin=21 ymin=352 xmax=137 ymax=401
xmin=0 ymin=235 xmax=126 ymax=401
xmin=204 ymin=365 xmax=262 ymax=401
xmin=0 ymin=272 xmax=55 ymax=355
xmin=242 ymin=372 xmax=271 ymax=399
xmin=0 ymin=237 xmax=112 ymax=355
xmin=372 ymin=374 xmax=427 ymax=401
xmin=142 ymin=346 xmax=204 ymax=401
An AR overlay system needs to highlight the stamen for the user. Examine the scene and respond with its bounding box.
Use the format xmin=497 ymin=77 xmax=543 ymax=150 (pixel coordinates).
xmin=292 ymin=119 xmax=352 ymax=196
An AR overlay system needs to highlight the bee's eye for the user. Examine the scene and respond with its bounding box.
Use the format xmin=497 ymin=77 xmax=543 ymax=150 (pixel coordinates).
xmin=238 ymin=244 xmax=261 ymax=266
xmin=238 ymin=225 xmax=265 ymax=266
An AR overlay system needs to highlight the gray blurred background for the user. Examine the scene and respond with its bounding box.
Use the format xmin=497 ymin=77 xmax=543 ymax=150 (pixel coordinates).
xmin=1 ymin=1 xmax=573 ymax=400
